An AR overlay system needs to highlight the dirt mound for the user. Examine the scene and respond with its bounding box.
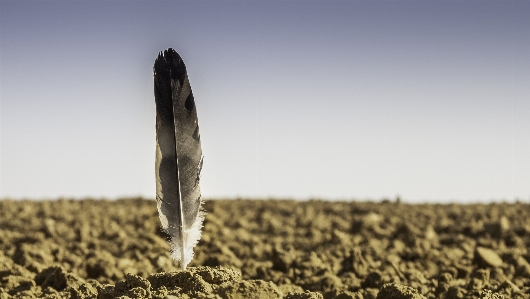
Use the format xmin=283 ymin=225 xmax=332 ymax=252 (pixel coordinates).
xmin=1 ymin=198 xmax=529 ymax=298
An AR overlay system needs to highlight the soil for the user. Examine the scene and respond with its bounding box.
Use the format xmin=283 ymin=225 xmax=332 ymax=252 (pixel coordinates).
xmin=1 ymin=198 xmax=529 ymax=299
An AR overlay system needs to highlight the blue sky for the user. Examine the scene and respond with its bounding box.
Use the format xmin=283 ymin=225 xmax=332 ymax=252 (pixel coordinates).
xmin=1 ymin=1 xmax=529 ymax=202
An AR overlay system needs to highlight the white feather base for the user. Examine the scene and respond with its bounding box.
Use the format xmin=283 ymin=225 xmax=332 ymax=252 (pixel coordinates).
xmin=169 ymin=210 xmax=205 ymax=269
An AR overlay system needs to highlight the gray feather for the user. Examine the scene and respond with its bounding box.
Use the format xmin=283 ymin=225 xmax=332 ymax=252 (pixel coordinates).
xmin=153 ymin=48 xmax=204 ymax=270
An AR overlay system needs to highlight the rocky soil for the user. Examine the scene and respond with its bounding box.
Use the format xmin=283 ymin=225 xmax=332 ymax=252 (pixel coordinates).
xmin=1 ymin=198 xmax=529 ymax=298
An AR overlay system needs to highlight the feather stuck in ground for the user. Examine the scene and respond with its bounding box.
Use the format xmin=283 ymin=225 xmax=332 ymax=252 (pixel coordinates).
xmin=153 ymin=48 xmax=205 ymax=270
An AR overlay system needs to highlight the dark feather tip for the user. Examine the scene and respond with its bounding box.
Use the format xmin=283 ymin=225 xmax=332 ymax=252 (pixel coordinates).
xmin=154 ymin=48 xmax=187 ymax=84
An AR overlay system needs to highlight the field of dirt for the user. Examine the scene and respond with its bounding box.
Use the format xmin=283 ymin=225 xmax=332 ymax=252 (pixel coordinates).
xmin=1 ymin=198 xmax=529 ymax=299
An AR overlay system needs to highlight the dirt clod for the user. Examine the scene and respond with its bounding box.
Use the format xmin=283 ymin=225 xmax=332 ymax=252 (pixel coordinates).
xmin=284 ymin=290 xmax=324 ymax=299
xmin=218 ymin=279 xmax=282 ymax=299
xmin=376 ymin=283 xmax=426 ymax=299
xmin=475 ymin=247 xmax=503 ymax=268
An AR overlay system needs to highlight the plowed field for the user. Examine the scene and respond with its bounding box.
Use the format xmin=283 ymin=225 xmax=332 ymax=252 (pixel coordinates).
xmin=1 ymin=198 xmax=529 ymax=298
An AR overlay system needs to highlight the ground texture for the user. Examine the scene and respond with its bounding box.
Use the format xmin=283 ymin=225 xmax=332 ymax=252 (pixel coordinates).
xmin=1 ymin=198 xmax=529 ymax=299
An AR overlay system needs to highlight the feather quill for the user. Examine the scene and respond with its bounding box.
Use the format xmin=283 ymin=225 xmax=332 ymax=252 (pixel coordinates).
xmin=153 ymin=48 xmax=204 ymax=270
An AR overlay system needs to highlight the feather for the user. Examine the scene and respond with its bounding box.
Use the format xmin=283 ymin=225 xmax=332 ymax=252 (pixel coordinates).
xmin=153 ymin=48 xmax=204 ymax=270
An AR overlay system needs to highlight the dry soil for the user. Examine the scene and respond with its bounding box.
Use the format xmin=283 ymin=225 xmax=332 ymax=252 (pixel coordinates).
xmin=1 ymin=198 xmax=529 ymax=299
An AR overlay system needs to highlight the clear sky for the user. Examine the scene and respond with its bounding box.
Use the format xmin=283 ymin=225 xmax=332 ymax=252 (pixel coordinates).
xmin=1 ymin=1 xmax=529 ymax=202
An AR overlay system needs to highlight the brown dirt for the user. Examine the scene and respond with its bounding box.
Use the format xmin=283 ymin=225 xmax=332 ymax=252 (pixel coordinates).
xmin=1 ymin=198 xmax=529 ymax=298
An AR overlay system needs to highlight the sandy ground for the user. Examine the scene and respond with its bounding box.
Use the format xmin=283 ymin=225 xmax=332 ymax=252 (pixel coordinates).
xmin=0 ymin=198 xmax=529 ymax=299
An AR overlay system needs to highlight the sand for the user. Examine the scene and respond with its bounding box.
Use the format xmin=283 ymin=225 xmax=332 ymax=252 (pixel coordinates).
xmin=0 ymin=198 xmax=529 ymax=298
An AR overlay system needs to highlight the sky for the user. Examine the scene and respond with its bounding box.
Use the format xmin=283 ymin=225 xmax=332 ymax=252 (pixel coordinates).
xmin=1 ymin=1 xmax=529 ymax=203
